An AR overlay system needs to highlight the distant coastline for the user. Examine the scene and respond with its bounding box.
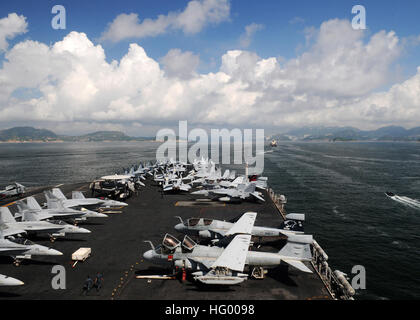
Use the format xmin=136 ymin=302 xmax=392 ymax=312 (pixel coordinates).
xmin=270 ymin=125 xmax=420 ymax=142
xmin=0 ymin=127 xmax=155 ymax=143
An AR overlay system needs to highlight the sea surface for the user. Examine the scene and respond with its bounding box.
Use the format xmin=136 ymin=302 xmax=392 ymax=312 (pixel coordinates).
xmin=0 ymin=141 xmax=419 ymax=300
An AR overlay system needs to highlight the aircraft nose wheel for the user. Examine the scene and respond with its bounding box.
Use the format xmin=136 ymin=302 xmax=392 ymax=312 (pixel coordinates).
xmin=251 ymin=267 xmax=266 ymax=279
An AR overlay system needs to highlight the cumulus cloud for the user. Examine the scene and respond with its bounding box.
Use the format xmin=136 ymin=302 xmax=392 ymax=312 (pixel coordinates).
xmin=1 ymin=17 xmax=420 ymax=134
xmin=0 ymin=13 xmax=28 ymax=51
xmin=239 ymin=23 xmax=264 ymax=48
xmin=161 ymin=49 xmax=200 ymax=79
xmin=100 ymin=0 xmax=230 ymax=42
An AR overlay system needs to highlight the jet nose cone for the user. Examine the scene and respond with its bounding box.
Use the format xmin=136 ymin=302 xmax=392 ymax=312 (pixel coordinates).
xmin=174 ymin=223 xmax=183 ymax=232
xmin=10 ymin=278 xmax=24 ymax=286
xmin=1 ymin=276 xmax=24 ymax=286
xmin=15 ymin=279 xmax=25 ymax=286
xmin=96 ymin=213 xmax=108 ymax=218
xmin=48 ymin=248 xmax=63 ymax=256
xmin=143 ymin=250 xmax=153 ymax=261
xmin=79 ymin=227 xmax=91 ymax=234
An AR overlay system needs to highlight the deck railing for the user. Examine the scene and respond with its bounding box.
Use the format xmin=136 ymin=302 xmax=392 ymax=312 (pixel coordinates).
xmin=267 ymin=187 xmax=355 ymax=300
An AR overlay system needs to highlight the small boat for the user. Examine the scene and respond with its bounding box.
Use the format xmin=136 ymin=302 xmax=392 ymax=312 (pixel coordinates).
xmin=270 ymin=139 xmax=277 ymax=147
xmin=385 ymin=192 xmax=395 ymax=198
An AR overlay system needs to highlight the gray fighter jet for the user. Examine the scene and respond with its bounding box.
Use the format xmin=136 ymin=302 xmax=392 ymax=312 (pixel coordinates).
xmin=143 ymin=213 xmax=313 ymax=285
xmin=191 ymin=183 xmax=265 ymax=202
xmin=15 ymin=197 xmax=88 ymax=221
xmin=162 ymin=178 xmax=192 ymax=193
xmin=50 ymin=188 xmax=103 ymax=206
xmin=174 ymin=212 xmax=304 ymax=241
xmin=71 ymin=191 xmax=128 ymax=207
xmin=0 ymin=230 xmax=62 ymax=266
xmin=0 ymin=274 xmax=24 ymax=286
xmin=44 ymin=190 xmax=108 ymax=219
xmin=0 ymin=207 xmax=90 ymax=242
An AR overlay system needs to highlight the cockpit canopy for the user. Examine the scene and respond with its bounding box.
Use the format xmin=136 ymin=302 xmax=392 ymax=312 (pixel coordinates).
xmin=11 ymin=238 xmax=35 ymax=246
xmin=183 ymin=218 xmax=213 ymax=227
xmin=162 ymin=234 xmax=181 ymax=250
xmin=50 ymin=220 xmax=67 ymax=226
xmin=182 ymin=235 xmax=197 ymax=251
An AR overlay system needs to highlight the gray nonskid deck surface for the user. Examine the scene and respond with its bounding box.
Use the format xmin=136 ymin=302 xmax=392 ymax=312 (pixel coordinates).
xmin=0 ymin=181 xmax=329 ymax=300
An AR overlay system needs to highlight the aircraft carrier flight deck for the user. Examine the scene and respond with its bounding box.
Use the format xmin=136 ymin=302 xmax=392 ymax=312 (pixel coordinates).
xmin=0 ymin=181 xmax=333 ymax=300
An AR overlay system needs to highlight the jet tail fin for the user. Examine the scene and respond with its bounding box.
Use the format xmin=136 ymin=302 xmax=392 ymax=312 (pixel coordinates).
xmin=46 ymin=198 xmax=64 ymax=210
xmin=26 ymin=196 xmax=42 ymax=210
xmin=44 ymin=190 xmax=57 ymax=201
xmin=244 ymin=183 xmax=256 ymax=194
xmin=22 ymin=211 xmax=42 ymax=222
xmin=72 ymin=191 xmax=86 ymax=200
xmin=16 ymin=199 xmax=30 ymax=212
xmin=0 ymin=207 xmax=16 ymax=223
xmin=52 ymin=188 xmax=67 ymax=200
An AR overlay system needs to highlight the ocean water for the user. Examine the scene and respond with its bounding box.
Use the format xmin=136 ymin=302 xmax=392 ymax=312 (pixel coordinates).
xmin=0 ymin=141 xmax=419 ymax=300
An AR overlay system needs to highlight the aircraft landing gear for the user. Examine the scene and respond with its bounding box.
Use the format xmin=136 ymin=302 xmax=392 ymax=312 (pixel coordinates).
xmin=13 ymin=259 xmax=22 ymax=267
xmin=251 ymin=267 xmax=266 ymax=279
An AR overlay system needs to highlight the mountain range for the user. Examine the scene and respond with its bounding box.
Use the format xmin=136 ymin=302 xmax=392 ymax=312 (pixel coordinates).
xmin=271 ymin=126 xmax=420 ymax=142
xmin=1 ymin=125 xmax=420 ymax=143
xmin=0 ymin=127 xmax=154 ymax=142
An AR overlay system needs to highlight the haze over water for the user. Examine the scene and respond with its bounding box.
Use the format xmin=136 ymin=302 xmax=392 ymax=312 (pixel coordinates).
xmin=0 ymin=141 xmax=419 ymax=300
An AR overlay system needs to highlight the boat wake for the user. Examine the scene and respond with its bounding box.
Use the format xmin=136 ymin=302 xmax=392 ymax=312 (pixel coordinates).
xmin=386 ymin=193 xmax=420 ymax=210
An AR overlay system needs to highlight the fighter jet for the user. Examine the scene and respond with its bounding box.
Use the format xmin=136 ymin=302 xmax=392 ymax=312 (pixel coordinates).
xmin=49 ymin=188 xmax=103 ymax=206
xmin=143 ymin=213 xmax=313 ymax=285
xmin=0 ymin=207 xmax=90 ymax=241
xmin=0 ymin=274 xmax=24 ymax=286
xmin=0 ymin=230 xmax=62 ymax=266
xmin=191 ymin=183 xmax=265 ymax=203
xmin=0 ymin=183 xmax=25 ymax=199
xmin=15 ymin=197 xmax=87 ymax=221
xmin=162 ymin=178 xmax=192 ymax=193
xmin=71 ymin=191 xmax=128 ymax=207
xmin=174 ymin=212 xmax=304 ymax=241
xmin=44 ymin=190 xmax=108 ymax=219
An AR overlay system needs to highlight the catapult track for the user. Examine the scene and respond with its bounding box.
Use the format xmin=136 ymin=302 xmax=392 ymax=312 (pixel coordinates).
xmin=0 ymin=181 xmax=331 ymax=300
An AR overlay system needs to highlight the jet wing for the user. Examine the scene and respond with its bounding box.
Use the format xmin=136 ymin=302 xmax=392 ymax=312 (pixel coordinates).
xmin=163 ymin=185 xmax=174 ymax=192
xmin=179 ymin=185 xmax=191 ymax=192
xmin=282 ymin=259 xmax=312 ymax=273
xmin=0 ymin=247 xmax=28 ymax=255
xmin=211 ymin=234 xmax=251 ymax=272
xmin=187 ymin=257 xmax=215 ymax=270
xmin=21 ymin=211 xmax=54 ymax=221
xmin=0 ymin=225 xmax=27 ymax=237
xmin=225 ymin=212 xmax=257 ymax=236
xmin=211 ymin=188 xmax=230 ymax=195
xmin=250 ymin=192 xmax=265 ymax=202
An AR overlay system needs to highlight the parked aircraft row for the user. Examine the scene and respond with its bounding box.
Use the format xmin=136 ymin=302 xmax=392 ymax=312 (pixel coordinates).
xmin=143 ymin=212 xmax=313 ymax=286
xmin=130 ymin=157 xmax=313 ymax=286
xmin=0 ymin=186 xmax=129 ymax=287
xmin=123 ymin=157 xmax=269 ymax=203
